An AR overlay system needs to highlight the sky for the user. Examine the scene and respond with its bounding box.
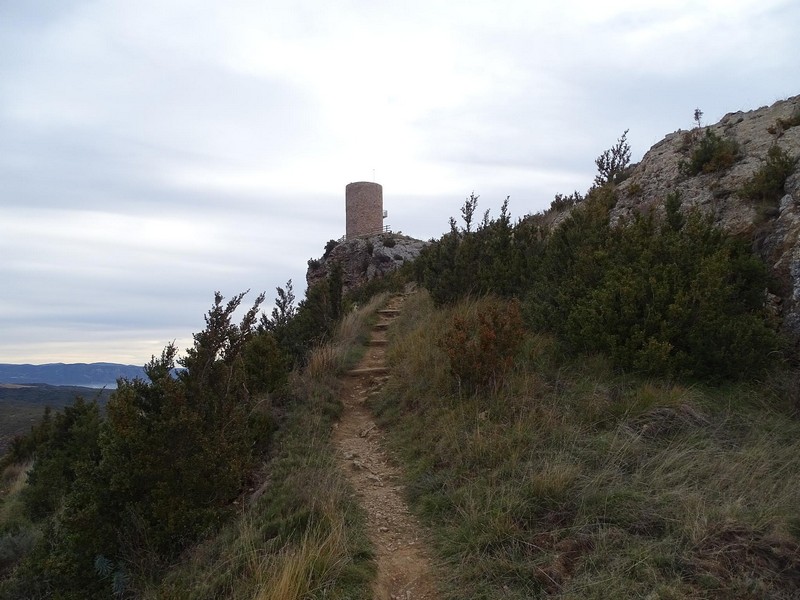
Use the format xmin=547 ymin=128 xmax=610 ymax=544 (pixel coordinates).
xmin=1 ymin=0 xmax=798 ymax=365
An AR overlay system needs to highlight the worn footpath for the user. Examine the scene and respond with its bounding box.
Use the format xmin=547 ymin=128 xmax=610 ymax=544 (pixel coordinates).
xmin=332 ymin=294 xmax=440 ymax=600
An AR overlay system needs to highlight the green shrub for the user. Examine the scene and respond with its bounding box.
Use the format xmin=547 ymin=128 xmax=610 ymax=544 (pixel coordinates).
xmin=416 ymin=197 xmax=527 ymax=303
xmin=244 ymin=331 xmax=290 ymax=395
xmin=626 ymin=182 xmax=643 ymax=197
xmin=0 ymin=528 xmax=38 ymax=575
xmin=741 ymin=144 xmax=798 ymax=205
xmin=680 ymin=129 xmax=740 ymax=175
xmin=438 ymin=297 xmax=525 ymax=393
xmin=21 ymin=398 xmax=102 ymax=521
xmin=7 ymin=293 xmax=274 ymax=597
xmin=594 ymin=130 xmax=632 ymax=187
xmin=343 ymin=269 xmax=406 ymax=308
xmin=382 ymin=236 xmax=396 ymax=248
xmin=561 ymin=202 xmax=779 ymax=380
xmin=416 ymin=167 xmax=781 ymax=383
xmin=549 ymin=191 xmax=583 ymax=211
xmin=269 ymin=280 xmax=341 ymax=366
xmin=323 ymin=239 xmax=339 ymax=258
xmin=524 ymin=187 xmax=616 ymax=331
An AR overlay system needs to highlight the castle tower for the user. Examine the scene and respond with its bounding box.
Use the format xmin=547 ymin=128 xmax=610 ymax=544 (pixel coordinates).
xmin=345 ymin=181 xmax=383 ymax=239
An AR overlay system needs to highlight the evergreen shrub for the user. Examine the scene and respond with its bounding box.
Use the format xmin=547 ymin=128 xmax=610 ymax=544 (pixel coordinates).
xmin=544 ymin=195 xmax=780 ymax=380
xmin=680 ymin=129 xmax=740 ymax=175
xmin=741 ymin=144 xmax=798 ymax=205
xmin=416 ymin=185 xmax=780 ymax=382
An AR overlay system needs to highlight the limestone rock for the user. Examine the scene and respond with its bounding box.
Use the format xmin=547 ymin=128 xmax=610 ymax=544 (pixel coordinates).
xmin=306 ymin=233 xmax=428 ymax=294
xmin=611 ymin=95 xmax=800 ymax=347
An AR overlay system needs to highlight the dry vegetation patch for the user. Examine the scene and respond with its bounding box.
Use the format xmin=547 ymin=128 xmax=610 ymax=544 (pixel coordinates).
xmin=372 ymin=291 xmax=800 ymax=599
xmin=687 ymin=524 xmax=800 ymax=598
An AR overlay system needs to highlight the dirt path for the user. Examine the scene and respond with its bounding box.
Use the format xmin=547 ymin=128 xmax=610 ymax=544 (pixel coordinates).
xmin=332 ymin=294 xmax=440 ymax=600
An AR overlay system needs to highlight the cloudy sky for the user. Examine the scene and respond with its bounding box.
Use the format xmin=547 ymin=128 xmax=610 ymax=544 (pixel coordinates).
xmin=1 ymin=0 xmax=798 ymax=365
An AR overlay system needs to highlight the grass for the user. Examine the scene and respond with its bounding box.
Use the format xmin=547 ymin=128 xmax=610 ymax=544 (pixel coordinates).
xmin=372 ymin=291 xmax=800 ymax=599
xmin=252 ymin=520 xmax=349 ymax=600
xmin=306 ymin=293 xmax=388 ymax=380
xmin=740 ymin=144 xmax=798 ymax=206
xmin=0 ymin=461 xmax=38 ymax=579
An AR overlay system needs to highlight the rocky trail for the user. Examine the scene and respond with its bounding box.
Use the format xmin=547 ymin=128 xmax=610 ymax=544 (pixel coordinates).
xmin=332 ymin=294 xmax=440 ymax=600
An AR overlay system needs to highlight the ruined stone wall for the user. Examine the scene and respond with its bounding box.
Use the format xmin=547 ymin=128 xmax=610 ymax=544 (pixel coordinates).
xmin=346 ymin=182 xmax=383 ymax=238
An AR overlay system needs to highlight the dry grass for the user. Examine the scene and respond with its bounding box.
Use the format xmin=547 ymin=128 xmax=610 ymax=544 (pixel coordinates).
xmin=305 ymin=293 xmax=389 ymax=381
xmin=372 ymin=293 xmax=800 ymax=599
xmin=253 ymin=520 xmax=348 ymax=600
xmin=305 ymin=344 xmax=342 ymax=381
xmin=0 ymin=460 xmax=33 ymax=528
xmin=159 ymin=473 xmax=360 ymax=600
xmin=0 ymin=460 xmax=32 ymax=499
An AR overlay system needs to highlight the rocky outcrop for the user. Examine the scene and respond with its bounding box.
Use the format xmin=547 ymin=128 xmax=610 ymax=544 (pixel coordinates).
xmin=306 ymin=233 xmax=428 ymax=294
xmin=612 ymin=95 xmax=800 ymax=347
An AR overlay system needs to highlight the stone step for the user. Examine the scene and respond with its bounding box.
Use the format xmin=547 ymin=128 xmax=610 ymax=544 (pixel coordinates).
xmin=346 ymin=366 xmax=390 ymax=376
xmin=367 ymin=339 xmax=388 ymax=346
xmin=373 ymin=322 xmax=389 ymax=330
xmin=378 ymin=309 xmax=401 ymax=316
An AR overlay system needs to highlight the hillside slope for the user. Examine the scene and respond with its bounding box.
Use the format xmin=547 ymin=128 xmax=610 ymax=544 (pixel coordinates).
xmin=372 ymin=291 xmax=800 ymax=599
xmin=3 ymin=95 xmax=798 ymax=599
xmin=612 ymin=95 xmax=800 ymax=347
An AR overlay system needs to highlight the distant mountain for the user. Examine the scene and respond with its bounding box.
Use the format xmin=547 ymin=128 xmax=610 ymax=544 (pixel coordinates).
xmin=0 ymin=363 xmax=146 ymax=387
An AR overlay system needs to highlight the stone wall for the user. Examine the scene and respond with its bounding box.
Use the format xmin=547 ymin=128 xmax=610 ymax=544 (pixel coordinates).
xmin=346 ymin=182 xmax=383 ymax=238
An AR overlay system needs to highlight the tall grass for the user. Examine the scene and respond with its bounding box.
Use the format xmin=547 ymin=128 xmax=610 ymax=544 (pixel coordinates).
xmin=305 ymin=292 xmax=388 ymax=380
xmin=0 ymin=461 xmax=39 ymax=580
xmin=373 ymin=292 xmax=800 ymax=598
xmin=0 ymin=461 xmax=31 ymax=504
xmin=253 ymin=520 xmax=348 ymax=600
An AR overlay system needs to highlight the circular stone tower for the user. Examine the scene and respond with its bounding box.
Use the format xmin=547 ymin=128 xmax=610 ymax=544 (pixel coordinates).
xmin=345 ymin=181 xmax=383 ymax=239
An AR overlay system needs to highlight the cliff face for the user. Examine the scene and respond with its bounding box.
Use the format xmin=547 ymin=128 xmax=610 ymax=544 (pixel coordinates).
xmin=612 ymin=95 xmax=800 ymax=345
xmin=306 ymin=234 xmax=428 ymax=294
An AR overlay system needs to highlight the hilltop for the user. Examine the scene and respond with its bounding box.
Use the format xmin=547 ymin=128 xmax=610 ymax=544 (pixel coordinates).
xmin=1 ymin=95 xmax=799 ymax=599
xmin=306 ymin=232 xmax=428 ymax=294
xmin=612 ymin=95 xmax=800 ymax=348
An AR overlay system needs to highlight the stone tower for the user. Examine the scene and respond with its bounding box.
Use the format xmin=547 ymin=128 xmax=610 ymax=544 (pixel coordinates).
xmin=345 ymin=181 xmax=383 ymax=239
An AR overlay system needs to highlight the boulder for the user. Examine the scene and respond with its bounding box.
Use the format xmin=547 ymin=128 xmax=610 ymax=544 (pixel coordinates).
xmin=306 ymin=233 xmax=428 ymax=294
